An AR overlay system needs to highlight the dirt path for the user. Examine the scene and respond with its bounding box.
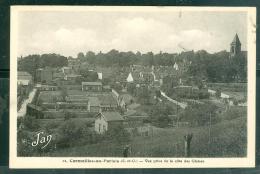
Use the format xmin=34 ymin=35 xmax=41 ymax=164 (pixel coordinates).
xmin=160 ymin=91 xmax=187 ymax=109
xmin=18 ymin=88 xmax=37 ymax=117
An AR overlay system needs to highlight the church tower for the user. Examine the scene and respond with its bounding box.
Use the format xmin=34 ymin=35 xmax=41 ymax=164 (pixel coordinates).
xmin=230 ymin=33 xmax=241 ymax=57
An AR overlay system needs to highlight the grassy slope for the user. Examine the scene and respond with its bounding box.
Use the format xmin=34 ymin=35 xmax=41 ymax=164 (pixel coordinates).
xmin=47 ymin=116 xmax=247 ymax=157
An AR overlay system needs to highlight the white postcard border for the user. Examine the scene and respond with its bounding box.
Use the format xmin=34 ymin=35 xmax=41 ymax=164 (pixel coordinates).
xmin=9 ymin=6 xmax=256 ymax=168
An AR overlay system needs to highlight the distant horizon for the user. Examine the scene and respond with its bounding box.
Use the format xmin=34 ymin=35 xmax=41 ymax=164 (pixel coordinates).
xmin=18 ymin=47 xmax=248 ymax=59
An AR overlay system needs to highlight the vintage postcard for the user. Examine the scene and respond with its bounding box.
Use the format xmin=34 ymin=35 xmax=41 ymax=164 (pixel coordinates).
xmin=10 ymin=6 xmax=256 ymax=168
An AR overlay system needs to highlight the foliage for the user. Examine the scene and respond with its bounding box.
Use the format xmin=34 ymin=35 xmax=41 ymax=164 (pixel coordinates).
xmin=216 ymin=88 xmax=221 ymax=98
xmin=79 ymin=69 xmax=98 ymax=82
xmin=180 ymin=103 xmax=218 ymax=126
xmin=23 ymin=115 xmax=40 ymax=131
xmin=149 ymin=103 xmax=174 ymax=127
xmin=105 ymin=125 xmax=131 ymax=143
xmin=221 ymin=107 xmax=246 ymax=121
xmin=18 ymin=54 xmax=68 ymax=80
xmin=136 ymin=86 xmax=152 ymax=104
xmin=61 ymin=87 xmax=68 ymax=102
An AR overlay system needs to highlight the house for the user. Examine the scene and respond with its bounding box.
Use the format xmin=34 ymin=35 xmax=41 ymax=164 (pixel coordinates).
xmin=18 ymin=71 xmax=32 ymax=86
xmin=118 ymin=96 xmax=126 ymax=109
xmin=140 ymin=72 xmax=155 ymax=84
xmin=88 ymin=97 xmax=101 ymax=113
xmin=97 ymin=72 xmax=102 ymax=80
xmin=61 ymin=66 xmax=73 ymax=74
xmin=173 ymin=62 xmax=179 ymax=70
xmin=98 ymin=94 xmax=118 ymax=111
xmin=64 ymin=74 xmax=81 ymax=83
xmin=136 ymin=124 xmax=153 ymax=137
xmin=55 ymin=102 xmax=89 ymax=111
xmin=53 ymin=72 xmax=65 ymax=80
xmin=95 ymin=112 xmax=124 ymax=134
xmin=36 ymin=68 xmax=53 ymax=84
xmin=220 ymin=92 xmax=230 ymax=99
xmin=38 ymin=85 xmax=58 ymax=91
xmin=126 ymin=72 xmax=134 ymax=83
xmin=82 ymin=82 xmax=102 ymax=92
xmin=208 ymin=89 xmax=216 ymax=96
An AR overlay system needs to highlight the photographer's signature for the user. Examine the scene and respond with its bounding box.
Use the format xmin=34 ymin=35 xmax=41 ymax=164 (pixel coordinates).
xmin=31 ymin=131 xmax=52 ymax=149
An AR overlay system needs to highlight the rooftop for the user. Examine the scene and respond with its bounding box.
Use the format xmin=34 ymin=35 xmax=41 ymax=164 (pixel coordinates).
xmin=18 ymin=71 xmax=31 ymax=77
xmin=82 ymin=82 xmax=102 ymax=86
xmin=102 ymin=112 xmax=124 ymax=122
xmin=98 ymin=94 xmax=118 ymax=106
xmin=88 ymin=97 xmax=100 ymax=106
xmin=18 ymin=71 xmax=32 ymax=80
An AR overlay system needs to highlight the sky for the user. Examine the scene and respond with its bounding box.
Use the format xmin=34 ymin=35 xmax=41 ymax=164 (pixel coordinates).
xmin=16 ymin=8 xmax=248 ymax=58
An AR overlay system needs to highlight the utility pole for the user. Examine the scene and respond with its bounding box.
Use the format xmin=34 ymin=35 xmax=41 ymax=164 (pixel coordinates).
xmin=184 ymin=133 xmax=193 ymax=157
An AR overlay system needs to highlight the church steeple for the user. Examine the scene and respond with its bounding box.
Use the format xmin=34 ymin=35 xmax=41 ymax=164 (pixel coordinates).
xmin=230 ymin=33 xmax=241 ymax=57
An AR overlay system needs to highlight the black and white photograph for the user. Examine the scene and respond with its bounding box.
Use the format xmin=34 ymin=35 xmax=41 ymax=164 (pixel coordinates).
xmin=10 ymin=6 xmax=256 ymax=168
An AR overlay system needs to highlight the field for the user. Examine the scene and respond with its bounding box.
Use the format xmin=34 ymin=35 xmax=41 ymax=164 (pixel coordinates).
xmin=46 ymin=115 xmax=246 ymax=157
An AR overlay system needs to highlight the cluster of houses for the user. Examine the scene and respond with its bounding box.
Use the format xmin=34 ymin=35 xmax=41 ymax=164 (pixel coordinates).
xmin=20 ymin=65 xmax=149 ymax=135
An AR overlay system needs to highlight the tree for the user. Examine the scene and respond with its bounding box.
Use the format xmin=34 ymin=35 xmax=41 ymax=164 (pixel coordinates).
xmin=180 ymin=103 xmax=218 ymax=126
xmin=216 ymin=89 xmax=221 ymax=98
xmin=105 ymin=125 xmax=130 ymax=143
xmin=23 ymin=115 xmax=40 ymax=131
xmin=79 ymin=69 xmax=98 ymax=82
xmin=77 ymin=52 xmax=85 ymax=60
xmin=85 ymin=51 xmax=96 ymax=64
xmin=57 ymin=120 xmax=84 ymax=148
xmin=149 ymin=103 xmax=173 ymax=127
xmin=61 ymin=87 xmax=68 ymax=101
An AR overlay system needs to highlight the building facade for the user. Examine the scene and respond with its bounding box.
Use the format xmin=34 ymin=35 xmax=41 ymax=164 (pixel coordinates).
xmin=95 ymin=112 xmax=124 ymax=134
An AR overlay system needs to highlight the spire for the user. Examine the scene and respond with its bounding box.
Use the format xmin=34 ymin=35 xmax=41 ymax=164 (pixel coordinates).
xmin=231 ymin=33 xmax=241 ymax=45
xmin=230 ymin=33 xmax=242 ymax=57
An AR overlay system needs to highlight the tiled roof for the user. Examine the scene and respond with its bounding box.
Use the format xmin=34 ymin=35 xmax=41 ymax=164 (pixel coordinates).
xmin=102 ymin=112 xmax=124 ymax=121
xmin=98 ymin=94 xmax=118 ymax=106
xmin=88 ymin=97 xmax=100 ymax=106
xmin=18 ymin=71 xmax=32 ymax=80
xmin=82 ymin=82 xmax=102 ymax=86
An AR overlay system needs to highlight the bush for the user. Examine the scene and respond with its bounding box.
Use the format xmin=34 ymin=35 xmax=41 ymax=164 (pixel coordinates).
xmin=23 ymin=115 xmax=40 ymax=131
xmin=56 ymin=120 xmax=84 ymax=148
xmin=56 ymin=119 xmax=98 ymax=148
xmin=180 ymin=103 xmax=218 ymax=126
xmin=221 ymin=107 xmax=246 ymax=121
xmin=105 ymin=125 xmax=131 ymax=143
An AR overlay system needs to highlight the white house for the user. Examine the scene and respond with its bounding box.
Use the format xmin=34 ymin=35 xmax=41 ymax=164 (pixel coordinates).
xmin=221 ymin=93 xmax=230 ymax=99
xmin=95 ymin=112 xmax=124 ymax=134
xmin=126 ymin=73 xmax=134 ymax=83
xmin=208 ymin=89 xmax=216 ymax=96
xmin=18 ymin=71 xmax=32 ymax=86
xmin=173 ymin=62 xmax=179 ymax=71
xmin=98 ymin=72 xmax=102 ymax=80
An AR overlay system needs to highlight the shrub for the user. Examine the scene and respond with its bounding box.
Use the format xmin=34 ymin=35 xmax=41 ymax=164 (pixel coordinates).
xmin=221 ymin=107 xmax=246 ymax=121
xmin=23 ymin=115 xmax=40 ymax=131
xmin=105 ymin=125 xmax=131 ymax=144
